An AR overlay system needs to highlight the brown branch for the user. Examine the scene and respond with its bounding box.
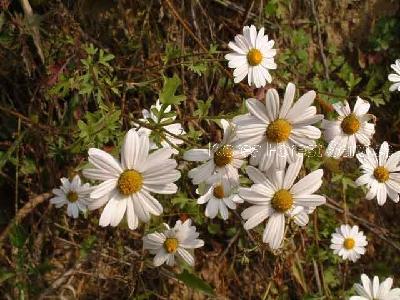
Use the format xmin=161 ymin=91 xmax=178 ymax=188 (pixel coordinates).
xmin=20 ymin=0 xmax=44 ymax=63
xmin=0 ymin=192 xmax=52 ymax=244
xmin=309 ymin=0 xmax=329 ymax=80
xmin=164 ymin=0 xmax=208 ymax=53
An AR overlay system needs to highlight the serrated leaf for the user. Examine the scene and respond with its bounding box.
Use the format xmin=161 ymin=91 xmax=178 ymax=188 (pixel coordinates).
xmin=188 ymin=63 xmax=207 ymax=76
xmin=159 ymin=75 xmax=185 ymax=105
xmin=175 ymin=270 xmax=215 ymax=296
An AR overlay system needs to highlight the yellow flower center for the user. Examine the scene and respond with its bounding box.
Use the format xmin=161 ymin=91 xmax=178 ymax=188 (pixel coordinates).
xmin=341 ymin=114 xmax=360 ymax=135
xmin=343 ymin=238 xmax=355 ymax=250
xmin=117 ymin=170 xmax=143 ymax=195
xmin=164 ymin=238 xmax=179 ymax=253
xmin=271 ymin=189 xmax=293 ymax=213
xmin=266 ymin=119 xmax=292 ymax=143
xmin=67 ymin=191 xmax=78 ymax=203
xmin=247 ymin=48 xmax=263 ymax=66
xmin=373 ymin=166 xmax=389 ymax=183
xmin=213 ymin=184 xmax=225 ymax=199
xmin=214 ymin=145 xmax=234 ymax=167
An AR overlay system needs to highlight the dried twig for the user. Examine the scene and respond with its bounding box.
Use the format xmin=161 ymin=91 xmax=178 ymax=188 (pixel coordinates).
xmin=20 ymin=0 xmax=44 ymax=63
xmin=309 ymin=0 xmax=329 ymax=80
xmin=0 ymin=192 xmax=52 ymax=244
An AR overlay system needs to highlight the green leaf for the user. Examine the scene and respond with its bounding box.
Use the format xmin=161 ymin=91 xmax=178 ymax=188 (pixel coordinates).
xmin=194 ymin=98 xmax=213 ymax=118
xmin=175 ymin=270 xmax=215 ymax=296
xmin=9 ymin=224 xmax=28 ymax=249
xmin=79 ymin=235 xmax=97 ymax=259
xmin=159 ymin=75 xmax=186 ymax=105
xmin=209 ymin=43 xmax=218 ymax=54
xmin=0 ymin=12 xmax=5 ymax=31
xmin=0 ymin=131 xmax=26 ymax=171
xmin=187 ymin=63 xmax=207 ymax=76
xmin=207 ymin=223 xmax=221 ymax=235
xmin=0 ymin=268 xmax=15 ymax=284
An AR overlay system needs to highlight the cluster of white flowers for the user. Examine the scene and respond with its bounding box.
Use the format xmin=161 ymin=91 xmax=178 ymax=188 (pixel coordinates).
xmin=49 ymin=25 xmax=400 ymax=291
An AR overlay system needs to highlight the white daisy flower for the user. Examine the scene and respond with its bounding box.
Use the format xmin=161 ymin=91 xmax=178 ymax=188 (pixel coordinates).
xmin=239 ymin=154 xmax=325 ymax=250
xmin=225 ymin=25 xmax=277 ymax=88
xmin=197 ymin=175 xmax=243 ymax=220
xmin=330 ymin=224 xmax=368 ymax=262
xmin=143 ymin=219 xmax=204 ymax=267
xmin=136 ymin=100 xmax=186 ymax=154
xmin=233 ymin=83 xmax=323 ymax=171
xmin=183 ymin=119 xmax=252 ymax=185
xmin=321 ymin=97 xmax=375 ymax=158
xmin=355 ymin=141 xmax=400 ymax=206
xmin=388 ymin=59 xmax=400 ymax=92
xmin=50 ymin=175 xmax=91 ymax=218
xmin=350 ymin=274 xmax=400 ymax=300
xmin=83 ymin=129 xmax=180 ymax=230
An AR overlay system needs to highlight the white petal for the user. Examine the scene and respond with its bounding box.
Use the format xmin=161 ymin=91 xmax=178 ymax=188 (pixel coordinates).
xmin=353 ymin=97 xmax=370 ymax=116
xmin=143 ymin=232 xmax=165 ymax=249
xmin=153 ymin=248 xmax=169 ymax=266
xmin=142 ymin=148 xmax=173 ymax=173
xmin=293 ymin=212 xmax=309 ymax=226
xmin=205 ymin=198 xmax=219 ymax=219
xmin=219 ymin=201 xmax=229 ymax=220
xmin=265 ymin=89 xmax=280 ymax=121
xmin=376 ymin=184 xmax=387 ymax=205
xmin=263 ymin=213 xmax=285 ymax=249
xmin=293 ymin=195 xmax=326 ymax=207
xmin=83 ymin=168 xmax=118 ymax=181
xmin=286 ymin=91 xmax=316 ymax=121
xmin=246 ymin=98 xmax=269 ymax=123
xmin=90 ymin=179 xmax=118 ymax=199
xmin=144 ymin=183 xmax=178 ymax=194
xmin=99 ymin=194 xmax=124 ymax=227
xmin=283 ymin=154 xmax=303 ymax=189
xmin=242 ymin=206 xmax=273 ymax=229
xmin=246 ymin=166 xmax=268 ymax=184
xmin=385 ymin=151 xmax=400 ymax=172
xmin=109 ymin=196 xmax=127 ymax=227
xmin=126 ymin=196 xmax=139 ymax=230
xmin=177 ymin=248 xmax=195 ymax=266
xmin=138 ymin=190 xmax=163 ymax=215
xmin=379 ymin=141 xmax=389 ymax=166
xmin=132 ymin=193 xmax=150 ymax=222
xmin=279 ymin=83 xmax=296 ymax=118
xmin=183 ymin=149 xmax=211 ymax=162
xmin=88 ymin=148 xmax=122 ymax=175
xmin=290 ymin=169 xmax=323 ymax=195
xmin=121 ymin=128 xmax=139 ymax=170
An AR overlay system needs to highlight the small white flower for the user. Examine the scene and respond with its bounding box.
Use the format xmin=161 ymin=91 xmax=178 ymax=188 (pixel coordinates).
xmin=239 ymin=154 xmax=325 ymax=250
xmin=136 ymin=100 xmax=186 ymax=154
xmin=83 ymin=129 xmax=180 ymax=230
xmin=225 ymin=25 xmax=277 ymax=88
xmin=388 ymin=59 xmax=400 ymax=92
xmin=233 ymin=83 xmax=323 ymax=171
xmin=197 ymin=175 xmax=243 ymax=220
xmin=143 ymin=219 xmax=204 ymax=267
xmin=322 ymin=97 xmax=375 ymax=158
xmin=355 ymin=141 xmax=400 ymax=206
xmin=350 ymin=274 xmax=400 ymax=300
xmin=184 ymin=120 xmax=252 ymax=185
xmin=330 ymin=224 xmax=368 ymax=262
xmin=50 ymin=175 xmax=91 ymax=218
